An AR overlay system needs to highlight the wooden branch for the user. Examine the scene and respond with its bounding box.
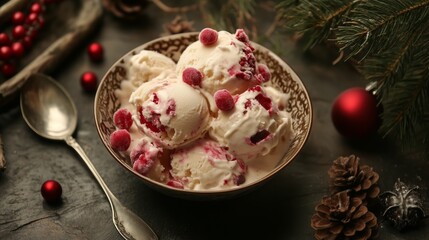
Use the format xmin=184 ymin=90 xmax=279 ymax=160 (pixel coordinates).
xmin=0 ymin=0 xmax=103 ymax=108
xmin=0 ymin=134 xmax=5 ymax=171
xmin=151 ymin=0 xmax=197 ymax=13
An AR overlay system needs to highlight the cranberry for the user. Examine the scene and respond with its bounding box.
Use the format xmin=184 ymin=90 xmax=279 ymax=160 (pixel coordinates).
xmin=11 ymin=42 xmax=25 ymax=57
xmin=214 ymin=89 xmax=235 ymax=111
xmin=12 ymin=25 xmax=26 ymax=39
xmin=113 ymin=108 xmax=133 ymax=130
xmin=12 ymin=11 xmax=25 ymax=25
xmin=0 ymin=33 xmax=10 ymax=46
xmin=1 ymin=63 xmax=16 ymax=77
xmin=199 ymin=28 xmax=218 ymax=46
xmin=109 ymin=129 xmax=131 ymax=151
xmin=0 ymin=46 xmax=12 ymax=60
xmin=182 ymin=67 xmax=203 ymax=87
xmin=30 ymin=2 xmax=43 ymax=14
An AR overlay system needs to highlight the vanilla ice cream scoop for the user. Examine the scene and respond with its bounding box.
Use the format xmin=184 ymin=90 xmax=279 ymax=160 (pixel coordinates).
xmin=128 ymin=50 xmax=176 ymax=88
xmin=176 ymin=29 xmax=264 ymax=95
xmin=130 ymin=76 xmax=211 ymax=149
xmin=210 ymin=86 xmax=292 ymax=162
xmin=170 ymin=139 xmax=247 ymax=190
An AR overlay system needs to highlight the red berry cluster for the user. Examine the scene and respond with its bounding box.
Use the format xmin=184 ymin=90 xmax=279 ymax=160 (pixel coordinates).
xmin=0 ymin=0 xmax=60 ymax=78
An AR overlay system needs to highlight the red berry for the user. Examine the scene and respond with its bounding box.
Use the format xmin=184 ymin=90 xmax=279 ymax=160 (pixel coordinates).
xmin=26 ymin=12 xmax=39 ymax=24
xmin=41 ymin=180 xmax=62 ymax=204
xmin=0 ymin=33 xmax=11 ymax=46
xmin=109 ymin=129 xmax=131 ymax=151
xmin=133 ymin=154 xmax=154 ymax=175
xmin=30 ymin=2 xmax=43 ymax=14
xmin=87 ymin=42 xmax=103 ymax=62
xmin=11 ymin=42 xmax=25 ymax=57
xmin=199 ymin=28 xmax=218 ymax=46
xmin=12 ymin=11 xmax=25 ymax=25
xmin=113 ymin=108 xmax=133 ymax=130
xmin=235 ymin=29 xmax=249 ymax=43
xmin=1 ymin=63 xmax=16 ymax=77
xmin=23 ymin=36 xmax=33 ymax=48
xmin=182 ymin=67 xmax=203 ymax=87
xmin=0 ymin=46 xmax=12 ymax=60
xmin=257 ymin=63 xmax=271 ymax=82
xmin=214 ymin=89 xmax=235 ymax=111
xmin=12 ymin=25 xmax=26 ymax=39
xmin=80 ymin=71 xmax=98 ymax=91
xmin=167 ymin=180 xmax=184 ymax=189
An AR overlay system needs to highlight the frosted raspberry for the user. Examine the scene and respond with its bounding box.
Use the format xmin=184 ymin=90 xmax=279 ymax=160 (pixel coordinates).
xmin=109 ymin=129 xmax=131 ymax=151
xmin=257 ymin=63 xmax=271 ymax=82
xmin=167 ymin=180 xmax=184 ymax=189
xmin=133 ymin=154 xmax=154 ymax=175
xmin=214 ymin=89 xmax=235 ymax=111
xmin=182 ymin=67 xmax=203 ymax=87
xmin=235 ymin=29 xmax=249 ymax=43
xmin=113 ymin=108 xmax=133 ymax=130
xmin=199 ymin=28 xmax=218 ymax=46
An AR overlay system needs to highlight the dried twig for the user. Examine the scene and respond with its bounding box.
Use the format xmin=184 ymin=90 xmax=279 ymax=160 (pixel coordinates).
xmin=0 ymin=134 xmax=5 ymax=171
xmin=151 ymin=0 xmax=197 ymax=13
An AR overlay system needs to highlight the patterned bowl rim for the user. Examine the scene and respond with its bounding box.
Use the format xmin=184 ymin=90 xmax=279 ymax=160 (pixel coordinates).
xmin=94 ymin=32 xmax=313 ymax=196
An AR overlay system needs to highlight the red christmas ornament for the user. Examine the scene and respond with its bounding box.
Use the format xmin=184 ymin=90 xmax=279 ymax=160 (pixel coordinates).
xmin=331 ymin=87 xmax=380 ymax=139
xmin=87 ymin=42 xmax=104 ymax=62
xmin=81 ymin=71 xmax=98 ymax=91
xmin=41 ymin=180 xmax=62 ymax=203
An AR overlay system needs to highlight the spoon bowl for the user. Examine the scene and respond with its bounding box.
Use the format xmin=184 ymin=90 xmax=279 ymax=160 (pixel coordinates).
xmin=20 ymin=73 xmax=158 ymax=240
xmin=21 ymin=74 xmax=77 ymax=140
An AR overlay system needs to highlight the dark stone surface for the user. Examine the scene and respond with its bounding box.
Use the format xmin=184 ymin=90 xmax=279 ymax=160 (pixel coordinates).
xmin=1 ymin=3 xmax=428 ymax=240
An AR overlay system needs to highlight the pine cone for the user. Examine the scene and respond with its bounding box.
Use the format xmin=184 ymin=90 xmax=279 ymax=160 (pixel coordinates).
xmin=102 ymin=0 xmax=149 ymax=19
xmin=311 ymin=191 xmax=379 ymax=240
xmin=328 ymin=155 xmax=380 ymax=202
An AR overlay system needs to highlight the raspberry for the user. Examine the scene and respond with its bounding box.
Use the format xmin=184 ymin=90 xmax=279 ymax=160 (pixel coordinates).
xmin=182 ymin=67 xmax=203 ymax=87
xmin=133 ymin=154 xmax=154 ymax=175
xmin=199 ymin=28 xmax=218 ymax=46
xmin=214 ymin=89 xmax=235 ymax=111
xmin=257 ymin=63 xmax=271 ymax=82
xmin=235 ymin=29 xmax=249 ymax=43
xmin=113 ymin=108 xmax=133 ymax=130
xmin=167 ymin=180 xmax=184 ymax=189
xmin=109 ymin=129 xmax=131 ymax=151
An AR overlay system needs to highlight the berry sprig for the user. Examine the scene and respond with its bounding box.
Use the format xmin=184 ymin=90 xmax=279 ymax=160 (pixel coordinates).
xmin=0 ymin=0 xmax=60 ymax=78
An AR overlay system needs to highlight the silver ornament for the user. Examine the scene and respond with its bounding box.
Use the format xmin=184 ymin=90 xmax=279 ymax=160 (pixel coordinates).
xmin=380 ymin=178 xmax=426 ymax=230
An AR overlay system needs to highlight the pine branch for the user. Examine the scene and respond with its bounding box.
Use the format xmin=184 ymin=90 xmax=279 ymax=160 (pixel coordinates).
xmin=335 ymin=0 xmax=429 ymax=61
xmin=277 ymin=0 xmax=356 ymax=49
xmin=278 ymin=0 xmax=429 ymax=157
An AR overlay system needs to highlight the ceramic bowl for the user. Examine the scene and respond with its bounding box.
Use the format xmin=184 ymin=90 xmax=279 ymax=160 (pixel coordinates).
xmin=94 ymin=32 xmax=312 ymax=200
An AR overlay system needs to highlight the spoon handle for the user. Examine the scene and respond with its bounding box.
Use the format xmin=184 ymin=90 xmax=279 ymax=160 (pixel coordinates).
xmin=65 ymin=135 xmax=158 ymax=240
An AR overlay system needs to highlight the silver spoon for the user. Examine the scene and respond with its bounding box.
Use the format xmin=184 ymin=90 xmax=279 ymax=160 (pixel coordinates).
xmin=20 ymin=73 xmax=158 ymax=240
